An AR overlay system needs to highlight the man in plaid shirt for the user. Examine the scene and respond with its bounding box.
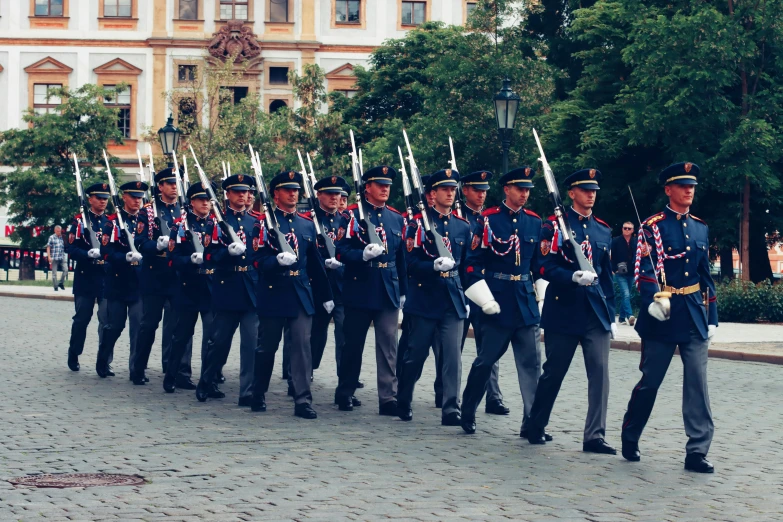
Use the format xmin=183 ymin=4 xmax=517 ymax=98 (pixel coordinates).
xmin=47 ymin=225 xmax=66 ymax=291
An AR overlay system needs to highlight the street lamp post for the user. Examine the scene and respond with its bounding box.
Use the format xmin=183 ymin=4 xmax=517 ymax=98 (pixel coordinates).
xmin=493 ymin=78 xmax=520 ymax=175
xmin=157 ymin=114 xmax=181 ymax=168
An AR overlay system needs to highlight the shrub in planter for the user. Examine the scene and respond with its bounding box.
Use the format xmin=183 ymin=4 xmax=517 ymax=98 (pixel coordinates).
xmin=762 ymin=281 xmax=783 ymax=323
xmin=716 ymin=280 xmax=765 ymax=323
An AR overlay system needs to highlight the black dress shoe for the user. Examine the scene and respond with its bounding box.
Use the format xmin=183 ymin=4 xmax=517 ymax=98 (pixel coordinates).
xmin=176 ymin=378 xmax=197 ymax=390
xmin=54 ymin=287 xmax=58 ymax=292
xmin=96 ymin=364 xmax=108 ymax=378
xmin=67 ymin=354 xmax=80 ymax=372
xmin=485 ymin=400 xmax=510 ymax=415
xmin=583 ymin=438 xmax=617 ymax=455
xmin=442 ymin=411 xmax=462 ymax=426
xmin=356 ymin=380 xmax=365 ymax=388
xmin=207 ymin=384 xmax=225 ymax=399
xmin=216 ymin=372 xmax=226 ymax=384
xmin=295 ymin=403 xmax=318 ymax=419
xmin=435 ymin=395 xmax=443 ymax=409
xmin=379 ymin=401 xmax=398 ymax=416
xmin=196 ymin=382 xmax=209 ymax=402
xmin=337 ymin=397 xmax=353 ymax=411
xmin=621 ymin=439 xmax=641 ymax=462
xmin=59 ymin=283 xmax=65 ymax=290
xmin=461 ymin=417 xmax=476 ymax=434
xmin=131 ymin=374 xmax=146 ymax=385
xmin=526 ymin=428 xmax=547 ymax=445
xmin=397 ymin=403 xmax=413 ymax=421
xmin=237 ymin=396 xmax=252 ymax=407
xmin=251 ymin=394 xmax=266 ymax=412
xmin=684 ymin=453 xmax=714 ymax=473
xmin=105 ymin=366 xmax=115 ymax=377
xmin=162 ymin=376 xmax=176 ymax=393
xmin=519 ymin=428 xmax=554 ymax=441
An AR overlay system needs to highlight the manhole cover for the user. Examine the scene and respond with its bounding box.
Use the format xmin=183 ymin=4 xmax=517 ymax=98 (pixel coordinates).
xmin=8 ymin=473 xmax=145 ymax=488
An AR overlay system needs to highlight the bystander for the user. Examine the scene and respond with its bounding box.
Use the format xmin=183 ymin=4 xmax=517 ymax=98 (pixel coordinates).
xmin=46 ymin=225 xmax=66 ymax=291
xmin=611 ymin=221 xmax=636 ymax=325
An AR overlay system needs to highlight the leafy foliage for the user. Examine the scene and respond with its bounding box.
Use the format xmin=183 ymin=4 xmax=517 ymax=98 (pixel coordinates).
xmin=716 ymin=279 xmax=783 ymax=323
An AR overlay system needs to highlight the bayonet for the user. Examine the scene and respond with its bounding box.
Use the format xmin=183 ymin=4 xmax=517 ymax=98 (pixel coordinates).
xmin=102 ymin=149 xmax=140 ymax=256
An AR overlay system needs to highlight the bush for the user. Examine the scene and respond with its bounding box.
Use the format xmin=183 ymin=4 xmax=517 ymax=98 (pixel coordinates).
xmin=716 ymin=279 xmax=783 ymax=323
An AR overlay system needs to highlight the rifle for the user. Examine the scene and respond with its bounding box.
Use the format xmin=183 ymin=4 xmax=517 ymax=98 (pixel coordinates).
xmin=248 ymin=144 xmax=297 ymax=257
xmin=171 ymin=150 xmax=203 ymax=254
xmin=188 ymin=145 xmax=242 ymax=245
xmin=297 ymin=149 xmax=335 ymax=258
xmin=182 ymin=155 xmax=191 ymax=193
xmin=532 ymin=128 xmax=594 ymax=274
xmin=448 ymin=136 xmax=463 ymax=218
xmin=102 ymin=149 xmax=140 ymax=256
xmin=147 ymin=143 xmax=171 ymax=238
xmin=402 ymin=129 xmax=453 ymax=260
xmin=72 ymin=153 xmax=101 ymax=250
xmin=397 ymin=146 xmax=416 ymax=224
xmin=348 ymin=130 xmax=384 ymax=247
xmin=136 ymin=150 xmax=149 ymax=204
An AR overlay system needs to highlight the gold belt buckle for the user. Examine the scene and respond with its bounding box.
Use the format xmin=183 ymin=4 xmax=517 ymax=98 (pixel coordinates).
xmin=289 ymin=270 xmax=300 ymax=276
xmin=510 ymin=274 xmax=521 ymax=282
xmin=440 ymin=271 xmax=450 ymax=278
xmin=205 ymin=269 xmax=214 ymax=275
xmin=237 ymin=266 xmax=248 ymax=272
xmin=376 ymin=262 xmax=388 ymax=268
xmin=129 ymin=262 xmax=139 ymax=266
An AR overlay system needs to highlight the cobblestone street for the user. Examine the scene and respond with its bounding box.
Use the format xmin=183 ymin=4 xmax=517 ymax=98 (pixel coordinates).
xmin=1 ymin=296 xmax=781 ymax=521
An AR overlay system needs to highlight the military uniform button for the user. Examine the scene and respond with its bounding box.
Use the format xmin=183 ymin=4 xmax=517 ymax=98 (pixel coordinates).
xmin=685 ymin=272 xmax=689 ymax=276
xmin=668 ymin=247 xmax=671 ymax=251
xmin=241 ymin=256 xmax=245 ymax=259
xmin=583 ymin=224 xmax=587 ymax=228
xmin=268 ymin=286 xmax=273 ymax=289
xmin=555 ymin=296 xmax=559 ymax=300
xmin=586 ymin=234 xmax=590 ymax=240
xmin=418 ymin=284 xmax=421 ymax=287
xmin=686 ymin=235 xmax=689 ymax=239
xmin=183 ymin=282 xmax=186 ymax=286
xmin=513 ymin=219 xmax=517 ymax=223
xmin=686 ymin=259 xmax=690 ymax=263
xmin=686 ymin=246 xmax=691 ymax=251
xmin=683 ymin=223 xmax=687 ymax=227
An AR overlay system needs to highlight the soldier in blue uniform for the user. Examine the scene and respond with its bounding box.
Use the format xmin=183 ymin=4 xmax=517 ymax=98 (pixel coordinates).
xmin=196 ymin=174 xmax=260 ymax=405
xmin=621 ymin=162 xmax=717 ymax=473
xmin=459 ymin=168 xmax=543 ymax=435
xmin=65 ymin=182 xmax=110 ymax=372
xmin=96 ymin=181 xmax=146 ymax=378
xmin=397 ymin=168 xmax=471 ymax=426
xmin=451 ymin=170 xmax=508 ymax=415
xmin=334 ymin=165 xmax=407 ymax=415
xmin=250 ymin=171 xmax=333 ymax=419
xmin=163 ymin=183 xmax=215 ymax=393
xmin=132 ymin=168 xmax=192 ymax=386
xmin=525 ymin=169 xmax=616 ymax=455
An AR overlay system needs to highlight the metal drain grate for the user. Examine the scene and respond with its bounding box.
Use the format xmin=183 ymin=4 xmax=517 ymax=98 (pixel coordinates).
xmin=8 ymin=473 xmax=145 ymax=488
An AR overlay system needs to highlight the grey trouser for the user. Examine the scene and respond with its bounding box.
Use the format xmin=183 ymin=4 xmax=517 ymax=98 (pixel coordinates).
xmin=398 ymin=310 xmax=463 ymax=416
xmin=622 ymin=331 xmax=714 ymax=455
xmin=162 ymin=298 xmax=192 ymax=379
xmin=462 ymin=321 xmax=540 ymax=422
xmin=457 ymin=308 xmax=502 ymax=403
xmin=202 ymin=310 xmax=257 ymax=401
xmin=51 ymin=258 xmax=66 ymax=289
xmin=166 ymin=309 xmax=213 ymax=384
xmin=529 ymin=314 xmax=610 ymax=441
xmin=69 ymin=296 xmax=107 ymax=357
xmin=256 ymin=306 xmax=314 ymax=406
xmin=99 ymin=298 xmax=142 ymax=373
xmin=336 ymin=306 xmax=399 ymax=405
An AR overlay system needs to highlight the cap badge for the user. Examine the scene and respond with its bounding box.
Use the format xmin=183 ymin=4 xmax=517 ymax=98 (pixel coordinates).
xmin=289 ymin=171 xmax=295 ymax=179
xmin=589 ymin=169 xmax=596 ymax=179
xmin=525 ymin=168 xmax=531 ymax=176
xmin=136 ymin=181 xmax=142 ymax=188
xmin=684 ymin=163 xmax=693 ymax=173
xmin=103 ymin=183 xmax=108 ymax=190
xmin=238 ymin=174 xmax=244 ymax=182
xmin=382 ymin=167 xmax=389 ymax=175
xmin=445 ymin=169 xmax=452 ymax=178
xmin=331 ymin=176 xmax=337 ymax=184
xmin=481 ymin=172 xmax=487 ymax=180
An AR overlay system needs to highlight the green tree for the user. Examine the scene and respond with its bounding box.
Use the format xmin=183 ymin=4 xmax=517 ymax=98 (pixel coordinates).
xmin=0 ymin=84 xmax=125 ymax=248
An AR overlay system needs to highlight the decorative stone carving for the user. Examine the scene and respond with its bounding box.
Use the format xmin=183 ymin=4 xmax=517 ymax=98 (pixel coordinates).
xmin=207 ymin=20 xmax=262 ymax=62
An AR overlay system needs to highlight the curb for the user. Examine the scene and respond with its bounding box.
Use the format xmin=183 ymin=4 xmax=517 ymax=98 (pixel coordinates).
xmin=0 ymin=290 xmax=74 ymax=302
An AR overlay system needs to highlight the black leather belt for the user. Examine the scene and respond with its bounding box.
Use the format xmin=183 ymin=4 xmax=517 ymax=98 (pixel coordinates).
xmin=369 ymin=261 xmax=395 ymax=268
xmin=488 ymin=271 xmax=529 ymax=282
xmin=439 ymin=270 xmax=459 ymax=278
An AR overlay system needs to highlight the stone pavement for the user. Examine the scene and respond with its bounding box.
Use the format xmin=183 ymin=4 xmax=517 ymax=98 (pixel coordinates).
xmin=1 ymin=297 xmax=782 ymax=521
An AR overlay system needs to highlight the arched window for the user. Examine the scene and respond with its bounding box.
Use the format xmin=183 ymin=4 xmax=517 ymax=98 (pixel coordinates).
xmin=269 ymin=99 xmax=287 ymax=113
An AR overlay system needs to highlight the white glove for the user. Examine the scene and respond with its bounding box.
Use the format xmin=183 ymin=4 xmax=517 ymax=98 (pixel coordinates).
xmin=88 ymin=248 xmax=101 ymax=259
xmin=572 ymin=270 xmax=596 ymax=286
xmin=433 ymin=257 xmax=456 ymax=272
xmin=647 ymin=299 xmax=669 ymax=321
xmin=610 ymin=323 xmax=617 ymax=339
xmin=482 ymin=301 xmax=501 ymax=315
xmin=325 ymin=258 xmax=343 ymax=270
xmin=708 ymin=325 xmax=717 ymax=339
xmin=362 ymin=243 xmax=384 ymax=261
xmin=465 ymin=304 xmax=471 ymax=316
xmin=156 ymin=236 xmax=169 ymax=251
xmin=191 ymin=252 xmax=204 ymax=265
xmin=276 ymin=252 xmax=297 ymax=266
xmin=126 ymin=252 xmax=143 ymax=263
xmin=323 ymin=300 xmax=335 ymax=314
xmin=228 ymin=242 xmax=246 ymax=256
xmin=465 ymin=279 xmax=501 ymax=315
xmin=400 ymin=295 xmax=406 ymax=309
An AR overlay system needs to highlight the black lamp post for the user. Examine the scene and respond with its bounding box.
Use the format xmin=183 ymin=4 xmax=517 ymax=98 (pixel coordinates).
xmin=493 ymin=78 xmax=520 ymax=175
xmin=157 ymin=114 xmax=181 ymax=168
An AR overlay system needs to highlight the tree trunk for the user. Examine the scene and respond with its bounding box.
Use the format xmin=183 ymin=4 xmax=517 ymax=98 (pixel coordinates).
xmin=18 ymin=256 xmax=36 ymax=280
xmin=719 ymin=246 xmax=735 ymax=281
xmin=740 ymin=176 xmax=751 ymax=280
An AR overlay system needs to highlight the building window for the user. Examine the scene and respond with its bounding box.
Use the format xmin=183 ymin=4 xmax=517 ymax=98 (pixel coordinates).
xmin=401 ymin=1 xmax=426 ymax=26
xmin=269 ymin=99 xmax=287 ymax=113
xmin=466 ymin=2 xmax=477 ymax=16
xmin=33 ymin=84 xmax=62 ymax=114
xmin=104 ymin=85 xmax=132 ymax=138
xmin=335 ymin=0 xmax=360 ymax=23
xmin=178 ymin=97 xmax=198 ymax=134
xmin=179 ymin=0 xmax=198 ymax=19
xmin=269 ymin=0 xmax=288 ymax=22
xmin=220 ymin=0 xmax=248 ymax=20
xmin=104 ymin=0 xmax=132 ymax=17
xmin=34 ymin=0 xmax=64 ymax=16
xmin=220 ymin=86 xmax=248 ymax=104
xmin=336 ymin=89 xmax=358 ymax=99
xmin=178 ymin=65 xmax=197 ymax=82
xmin=269 ymin=66 xmax=289 ymax=85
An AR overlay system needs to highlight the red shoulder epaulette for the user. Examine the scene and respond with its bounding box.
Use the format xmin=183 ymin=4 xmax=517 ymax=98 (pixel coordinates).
xmin=690 ymin=214 xmax=707 ymax=225
xmin=546 ymin=214 xmax=557 ymax=223
xmin=644 ymin=212 xmax=665 ymax=226
xmin=73 ymin=213 xmax=82 ymax=220
xmin=594 ymin=216 xmax=611 ymax=228
xmin=248 ymin=209 xmax=264 ymax=219
xmin=411 ymin=213 xmax=423 ymax=220
xmin=523 ymin=208 xmax=541 ymax=219
xmin=387 ymin=205 xmax=402 ymax=216
xmin=346 ymin=203 xmax=359 ymax=211
xmin=482 ymin=206 xmax=501 ymax=217
xmin=297 ymin=211 xmax=313 ymax=221
xmin=173 ymin=215 xmax=185 ymax=225
xmin=107 ymin=213 xmax=117 ymax=220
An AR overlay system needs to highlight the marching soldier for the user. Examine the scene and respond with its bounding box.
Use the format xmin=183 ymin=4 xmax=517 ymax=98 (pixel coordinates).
xmin=250 ymin=171 xmax=333 ymax=418
xmin=163 ymin=183 xmax=215 ymax=393
xmin=96 ymin=181 xmax=146 ymax=378
xmin=621 ymin=162 xmax=717 ymax=473
xmin=459 ymin=168 xmax=542 ymax=435
xmin=66 ymin=182 xmax=110 ymax=372
xmin=132 ymin=168 xmax=192 ymax=386
xmin=196 ymin=174 xmax=259 ymax=406
xmin=334 ymin=165 xmax=407 ymax=415
xmin=338 ymin=189 xmax=349 ymax=213
xmin=397 ymin=168 xmax=470 ymax=426
xmin=525 ymin=169 xmax=616 ymax=455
